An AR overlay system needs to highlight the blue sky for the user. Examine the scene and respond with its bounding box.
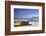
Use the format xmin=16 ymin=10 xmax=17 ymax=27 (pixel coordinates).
xmin=14 ymin=8 xmax=39 ymax=18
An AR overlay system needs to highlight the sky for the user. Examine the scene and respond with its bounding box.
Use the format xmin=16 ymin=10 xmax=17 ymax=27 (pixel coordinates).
xmin=14 ymin=8 xmax=39 ymax=18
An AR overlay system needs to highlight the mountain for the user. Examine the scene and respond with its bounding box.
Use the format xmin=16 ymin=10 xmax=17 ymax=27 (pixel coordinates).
xmin=29 ymin=17 xmax=39 ymax=22
xmin=14 ymin=17 xmax=39 ymax=22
